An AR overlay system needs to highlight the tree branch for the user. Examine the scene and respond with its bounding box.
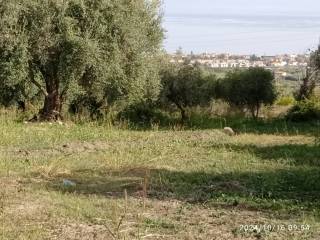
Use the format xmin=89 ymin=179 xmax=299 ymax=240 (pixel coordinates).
xmin=309 ymin=69 xmax=319 ymax=81
xmin=30 ymin=78 xmax=48 ymax=97
xmin=28 ymin=62 xmax=48 ymax=97
xmin=60 ymin=84 xmax=69 ymax=100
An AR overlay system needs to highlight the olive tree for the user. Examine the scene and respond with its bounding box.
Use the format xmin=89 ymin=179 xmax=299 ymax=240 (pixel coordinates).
xmin=296 ymin=46 xmax=320 ymax=101
xmin=217 ymin=67 xmax=277 ymax=118
xmin=0 ymin=0 xmax=163 ymax=121
xmin=160 ymin=64 xmax=208 ymax=122
xmin=310 ymin=45 xmax=320 ymax=74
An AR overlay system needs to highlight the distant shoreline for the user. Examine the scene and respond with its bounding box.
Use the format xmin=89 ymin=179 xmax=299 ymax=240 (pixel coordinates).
xmin=163 ymin=13 xmax=320 ymax=55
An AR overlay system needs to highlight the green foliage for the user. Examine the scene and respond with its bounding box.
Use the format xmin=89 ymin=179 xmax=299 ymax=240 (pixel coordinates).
xmin=0 ymin=84 xmax=24 ymax=108
xmin=310 ymin=44 xmax=320 ymax=72
xmin=118 ymin=101 xmax=168 ymax=127
xmin=69 ymin=94 xmax=106 ymax=120
xmin=295 ymin=45 xmax=320 ymax=101
xmin=160 ymin=64 xmax=212 ymax=122
xmin=286 ymin=98 xmax=320 ymax=122
xmin=0 ymin=81 xmax=41 ymax=111
xmin=295 ymin=71 xmax=316 ymax=101
xmin=0 ymin=0 xmax=163 ymax=120
xmin=217 ymin=67 xmax=277 ymax=118
xmin=275 ymin=96 xmax=295 ymax=106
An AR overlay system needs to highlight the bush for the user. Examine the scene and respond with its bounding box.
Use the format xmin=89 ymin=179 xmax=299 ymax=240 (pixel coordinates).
xmin=69 ymin=95 xmax=106 ymax=120
xmin=276 ymin=96 xmax=295 ymax=106
xmin=286 ymin=98 xmax=320 ymax=122
xmin=118 ymin=102 xmax=168 ymax=127
xmin=284 ymin=75 xmax=298 ymax=81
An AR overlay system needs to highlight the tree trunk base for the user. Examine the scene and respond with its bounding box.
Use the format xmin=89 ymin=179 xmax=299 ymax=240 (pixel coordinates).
xmin=28 ymin=110 xmax=62 ymax=122
xmin=34 ymin=90 xmax=63 ymax=122
xmin=39 ymin=110 xmax=62 ymax=122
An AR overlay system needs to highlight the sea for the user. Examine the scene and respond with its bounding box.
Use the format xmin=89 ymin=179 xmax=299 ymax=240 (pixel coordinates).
xmin=163 ymin=13 xmax=320 ymax=55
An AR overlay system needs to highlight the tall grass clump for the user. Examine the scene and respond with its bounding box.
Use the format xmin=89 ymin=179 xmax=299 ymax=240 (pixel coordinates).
xmin=276 ymin=96 xmax=296 ymax=106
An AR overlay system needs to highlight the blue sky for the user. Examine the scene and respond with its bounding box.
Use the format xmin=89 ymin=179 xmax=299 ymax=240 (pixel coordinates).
xmin=164 ymin=0 xmax=320 ymax=16
xmin=162 ymin=0 xmax=320 ymax=54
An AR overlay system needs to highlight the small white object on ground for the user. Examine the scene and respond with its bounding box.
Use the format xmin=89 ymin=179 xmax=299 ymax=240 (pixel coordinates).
xmin=63 ymin=179 xmax=76 ymax=187
xmin=223 ymin=127 xmax=235 ymax=136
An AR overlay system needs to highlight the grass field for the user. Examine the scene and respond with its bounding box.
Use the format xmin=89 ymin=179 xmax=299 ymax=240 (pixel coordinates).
xmin=1 ymin=113 xmax=320 ymax=239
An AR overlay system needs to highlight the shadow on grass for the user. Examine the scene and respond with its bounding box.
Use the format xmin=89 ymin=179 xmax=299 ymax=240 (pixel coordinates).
xmin=43 ymin=166 xmax=320 ymax=214
xmin=186 ymin=115 xmax=320 ymax=136
xmin=208 ymin=143 xmax=320 ymax=167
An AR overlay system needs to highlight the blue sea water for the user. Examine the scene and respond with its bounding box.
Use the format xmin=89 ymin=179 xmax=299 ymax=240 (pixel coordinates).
xmin=163 ymin=13 xmax=320 ymax=55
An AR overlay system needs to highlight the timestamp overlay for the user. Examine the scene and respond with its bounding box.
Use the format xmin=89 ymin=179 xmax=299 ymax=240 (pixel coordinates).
xmin=239 ymin=224 xmax=311 ymax=233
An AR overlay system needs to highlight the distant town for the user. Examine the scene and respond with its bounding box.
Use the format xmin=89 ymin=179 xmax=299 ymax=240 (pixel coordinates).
xmin=169 ymin=52 xmax=309 ymax=69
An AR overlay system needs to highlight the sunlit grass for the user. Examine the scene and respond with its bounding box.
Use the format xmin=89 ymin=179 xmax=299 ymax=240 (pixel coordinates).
xmin=0 ymin=112 xmax=320 ymax=239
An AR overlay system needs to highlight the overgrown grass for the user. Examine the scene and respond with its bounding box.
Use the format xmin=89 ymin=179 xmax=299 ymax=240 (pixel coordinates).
xmin=0 ymin=111 xmax=320 ymax=239
xmin=187 ymin=112 xmax=320 ymax=135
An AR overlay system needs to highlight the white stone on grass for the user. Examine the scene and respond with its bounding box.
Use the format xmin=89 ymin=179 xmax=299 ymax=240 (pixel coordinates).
xmin=223 ymin=127 xmax=235 ymax=136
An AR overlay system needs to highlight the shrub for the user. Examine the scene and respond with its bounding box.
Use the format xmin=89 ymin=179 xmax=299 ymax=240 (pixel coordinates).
xmin=69 ymin=95 xmax=106 ymax=120
xmin=276 ymin=96 xmax=295 ymax=106
xmin=286 ymin=98 xmax=320 ymax=122
xmin=118 ymin=102 xmax=167 ymax=127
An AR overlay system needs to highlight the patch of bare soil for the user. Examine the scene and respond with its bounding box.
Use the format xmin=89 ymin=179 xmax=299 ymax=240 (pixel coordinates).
xmin=47 ymin=199 xmax=298 ymax=240
xmin=48 ymin=223 xmax=111 ymax=240
xmin=5 ymin=141 xmax=110 ymax=159
xmin=138 ymin=199 xmax=318 ymax=240
xmin=1 ymin=178 xmax=317 ymax=240
xmin=59 ymin=141 xmax=110 ymax=154
xmin=0 ymin=177 xmax=52 ymax=238
xmin=0 ymin=178 xmax=46 ymax=217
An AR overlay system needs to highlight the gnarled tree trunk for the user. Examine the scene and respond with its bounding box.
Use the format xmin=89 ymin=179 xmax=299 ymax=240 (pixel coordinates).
xmin=39 ymin=79 xmax=62 ymax=121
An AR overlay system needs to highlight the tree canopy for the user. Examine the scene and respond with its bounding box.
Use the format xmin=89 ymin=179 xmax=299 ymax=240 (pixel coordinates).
xmin=217 ymin=67 xmax=277 ymax=118
xmin=295 ymin=46 xmax=320 ymax=101
xmin=0 ymin=0 xmax=163 ymax=120
xmin=160 ymin=64 xmax=209 ymax=122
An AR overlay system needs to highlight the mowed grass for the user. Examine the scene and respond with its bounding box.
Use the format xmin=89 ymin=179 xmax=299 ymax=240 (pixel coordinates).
xmin=0 ymin=114 xmax=320 ymax=239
